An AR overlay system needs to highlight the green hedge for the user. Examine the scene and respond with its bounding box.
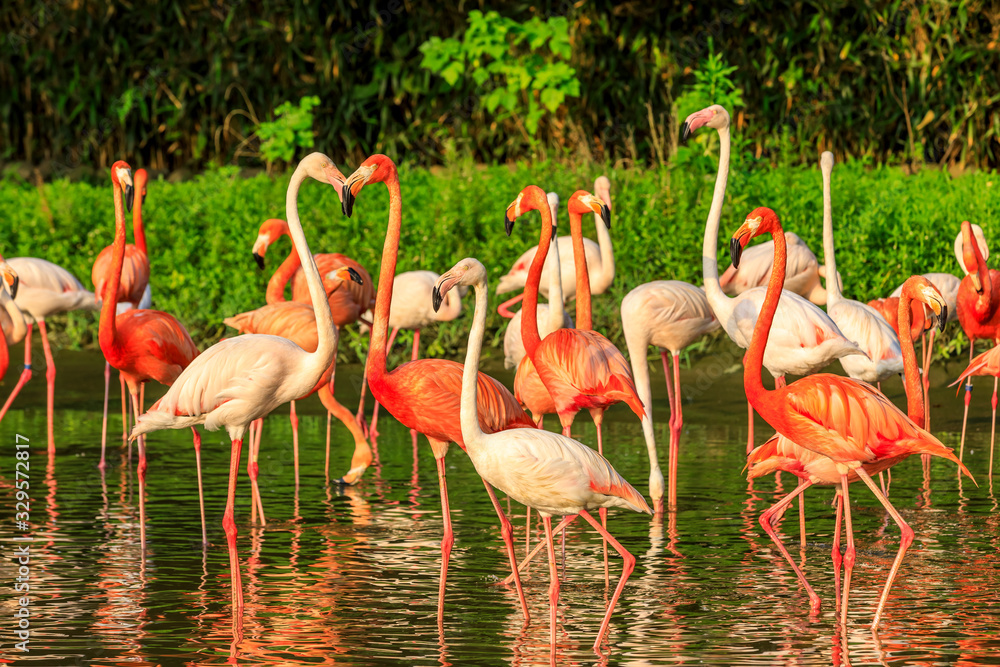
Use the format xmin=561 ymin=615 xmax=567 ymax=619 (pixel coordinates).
xmin=2 ymin=1 xmax=998 ymax=172
xmin=2 ymin=154 xmax=997 ymax=364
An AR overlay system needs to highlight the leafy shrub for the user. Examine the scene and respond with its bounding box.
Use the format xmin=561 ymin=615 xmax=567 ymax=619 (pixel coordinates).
xmin=256 ymin=96 xmax=322 ymax=166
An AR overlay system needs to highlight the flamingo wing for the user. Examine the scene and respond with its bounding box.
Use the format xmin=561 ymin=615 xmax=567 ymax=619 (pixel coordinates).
xmin=225 ymin=301 xmax=320 ymax=352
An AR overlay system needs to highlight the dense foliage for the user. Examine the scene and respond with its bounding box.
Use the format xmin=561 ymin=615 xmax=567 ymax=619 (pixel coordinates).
xmin=2 ymin=153 xmax=997 ymax=364
xmin=2 ymin=1 xmax=998 ymax=174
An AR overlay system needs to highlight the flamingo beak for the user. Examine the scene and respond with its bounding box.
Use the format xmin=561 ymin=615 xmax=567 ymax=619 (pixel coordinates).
xmin=599 ymin=203 xmax=611 ymax=229
xmin=346 ymin=267 xmax=363 ymax=285
xmin=504 ymin=210 xmax=515 ymax=237
xmin=680 ymin=109 xmax=712 ymax=143
xmin=252 ymin=252 xmax=265 ymax=270
xmin=1 ymin=266 xmax=17 ymax=299
xmin=342 ymin=183 xmax=356 ymax=217
xmin=123 ymin=183 xmax=134 ymax=212
xmin=971 ymin=272 xmax=983 ymax=293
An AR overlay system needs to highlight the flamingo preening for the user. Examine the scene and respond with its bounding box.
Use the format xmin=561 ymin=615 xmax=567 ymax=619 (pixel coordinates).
xmin=131 ymin=152 xmax=349 ymax=622
xmin=433 ymin=257 xmax=650 ymax=656
xmin=683 ymin=104 xmax=864 ymax=455
xmin=731 ymin=206 xmax=974 ymax=628
xmin=341 ymin=154 xmax=537 ymax=623
xmin=0 ymin=261 xmax=25 ymax=387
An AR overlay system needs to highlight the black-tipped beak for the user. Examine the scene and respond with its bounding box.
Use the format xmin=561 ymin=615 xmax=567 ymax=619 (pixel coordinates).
xmin=551 ymin=223 xmax=557 ymax=238
xmin=347 ymin=267 xmax=363 ymax=285
xmin=432 ymin=284 xmax=443 ymax=312
xmin=253 ymin=252 xmax=265 ymax=270
xmin=681 ymin=121 xmax=691 ymax=143
xmin=504 ymin=214 xmax=515 ymax=237
xmin=599 ymin=204 xmax=611 ymax=229
xmin=342 ymin=184 xmax=355 ymax=217
xmin=8 ymin=275 xmax=18 ymax=300
xmin=730 ymin=237 xmax=743 ymax=269
xmin=124 ymin=184 xmax=134 ymax=212
xmin=939 ymin=305 xmax=948 ymax=333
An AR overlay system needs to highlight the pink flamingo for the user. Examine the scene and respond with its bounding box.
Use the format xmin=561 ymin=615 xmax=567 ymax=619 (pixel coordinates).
xmin=718 ymin=232 xmax=832 ymax=305
xmin=434 ymin=257 xmax=650 ymax=655
xmin=683 ymin=104 xmax=863 ymax=454
xmin=99 ymin=161 xmax=204 ymax=550
xmin=731 ymin=206 xmax=974 ymax=628
xmin=338 ymin=154 xmax=540 ymax=622
xmin=131 ymin=152 xmax=348 ymax=619
xmin=0 ymin=261 xmax=25 ymax=386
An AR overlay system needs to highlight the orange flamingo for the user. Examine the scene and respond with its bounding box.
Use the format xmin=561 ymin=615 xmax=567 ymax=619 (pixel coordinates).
xmin=92 ymin=167 xmax=152 ymax=467
xmin=341 ymin=154 xmax=538 ymax=623
xmin=731 ymin=206 xmax=974 ymax=628
xmin=100 ymin=160 xmax=204 ymax=551
xmin=956 ymin=219 xmax=1000 ymax=461
xmin=747 ymin=276 xmax=953 ymax=612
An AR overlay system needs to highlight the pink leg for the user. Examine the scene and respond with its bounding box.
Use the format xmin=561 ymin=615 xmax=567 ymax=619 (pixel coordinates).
xmin=992 ymin=377 xmax=998 ymax=479
xmin=435 ymin=452 xmax=453 ymax=624
xmin=193 ymin=428 xmax=207 ymax=546
xmin=0 ymin=324 xmax=33 ymax=424
xmin=579 ymin=509 xmax=637 ymax=653
xmin=661 ymin=352 xmax=676 ymax=513
xmin=38 ymin=321 xmax=56 ymax=454
xmin=840 ymin=473 xmax=856 ymax=626
xmin=100 ymin=361 xmax=111 ymax=470
xmin=503 ymin=515 xmax=577 ymax=585
xmin=247 ymin=425 xmax=266 ymax=525
xmin=121 ymin=373 xmax=129 ymax=460
xmin=497 ymin=293 xmax=524 ymax=319
xmin=746 ymin=399 xmax=755 ymax=455
xmin=758 ymin=480 xmax=820 ymax=612
xmin=542 ymin=514 xmax=560 ymax=662
xmin=325 ymin=410 xmax=332 ymax=482
xmin=481 ymin=479 xmax=529 ymax=622
xmin=290 ymin=400 xmax=300 ymax=490
xmin=832 ymin=493 xmax=843 ymax=605
xmin=222 ymin=436 xmax=246 ymax=614
xmin=130 ymin=390 xmax=148 ymax=552
xmin=798 ymin=491 xmax=807 ymax=551
xmin=960 ymin=339 xmax=974 ymax=461
xmin=355 ymin=360 xmax=370 ymax=435
xmin=248 ymin=421 xmax=258 ymax=524
xmin=671 ymin=352 xmax=683 ymax=511
xmin=588 ymin=407 xmax=610 ymax=588
xmin=524 ymin=506 xmax=532 ymax=558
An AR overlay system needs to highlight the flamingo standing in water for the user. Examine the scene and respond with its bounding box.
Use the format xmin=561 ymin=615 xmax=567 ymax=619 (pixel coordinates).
xmin=951 ymin=343 xmax=1000 ymax=478
xmin=92 ymin=167 xmax=152 ymax=466
xmin=132 ymin=152 xmax=348 ymax=620
xmin=747 ymin=276 xmax=957 ymax=612
xmin=0 ymin=261 xmax=25 ymax=387
xmin=731 ymin=206 xmax=974 ymax=628
xmin=719 ymin=231 xmax=832 ymax=305
xmin=99 ymin=161 xmax=204 ymax=550
xmin=252 ymin=217 xmax=375 ymax=478
xmin=433 ymin=257 xmax=650 ymax=655
xmin=341 ymin=154 xmax=538 ymax=623
xmin=683 ymin=104 xmax=863 ymax=454
xmin=6 ymin=253 xmax=99 ymax=453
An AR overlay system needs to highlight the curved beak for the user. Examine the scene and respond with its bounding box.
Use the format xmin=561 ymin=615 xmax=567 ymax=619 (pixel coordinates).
xmin=599 ymin=203 xmax=611 ymax=229
xmin=342 ymin=182 xmax=356 ymax=218
xmin=327 ymin=266 xmax=364 ymax=285
xmin=432 ymin=272 xmax=460 ymax=312
xmin=1 ymin=264 xmax=17 ymax=299
xmin=124 ymin=184 xmax=134 ymax=213
xmin=252 ymin=252 xmax=265 ymax=271
xmin=680 ymin=110 xmax=712 ymax=143
xmin=971 ymin=272 xmax=983 ymax=293
xmin=346 ymin=266 xmax=363 ymax=284
xmin=730 ymin=235 xmax=745 ymax=269
xmin=432 ymin=283 xmax=444 ymax=312
xmin=504 ymin=209 xmax=515 ymax=237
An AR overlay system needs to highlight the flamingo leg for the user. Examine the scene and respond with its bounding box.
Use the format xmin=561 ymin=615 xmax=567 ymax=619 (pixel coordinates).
xmin=481 ymin=480 xmax=529 ymax=622
xmin=758 ymin=479 xmax=820 ymax=612
xmin=746 ymin=399 xmax=755 ymax=455
xmin=839 ymin=472 xmax=856 ymax=627
xmin=503 ymin=515 xmax=577 ymax=585
xmin=960 ymin=339 xmax=974 ymax=461
xmin=290 ymin=400 xmax=300 ymax=490
xmin=524 ymin=506 xmax=531 ymax=558
xmin=589 ymin=407 xmax=610 ymax=589
xmin=1 ymin=323 xmax=32 ymax=423
xmin=121 ymin=373 xmax=129 ymax=459
xmin=542 ymin=514 xmax=560 ymax=661
xmin=992 ymin=377 xmax=998 ymax=479
xmin=100 ymin=361 xmax=111 ymax=470
xmin=832 ymin=493 xmax=843 ymax=606
xmin=579 ymin=509 xmax=637 ymax=653
xmin=661 ymin=351 xmax=676 ymax=513
xmin=497 ymin=293 xmax=524 ymax=319
xmin=247 ymin=423 xmax=266 ymax=525
xmin=248 ymin=420 xmax=258 ymax=524
xmin=671 ymin=352 xmax=683 ymax=511
xmin=326 ymin=389 xmax=371 ymax=485
xmin=434 ymin=451 xmax=453 ymax=624
xmin=325 ymin=410 xmax=332 ymax=482
xmin=222 ymin=436 xmax=245 ymax=615
xmin=355 ymin=359 xmax=370 ymax=435
xmin=192 ymin=427 xmax=207 ymax=546
xmin=130 ymin=390 xmax=147 ymax=553
xmin=798 ymin=491 xmax=807 ymax=552
xmin=854 ymin=468 xmax=915 ymax=629
xmin=38 ymin=320 xmax=56 ymax=454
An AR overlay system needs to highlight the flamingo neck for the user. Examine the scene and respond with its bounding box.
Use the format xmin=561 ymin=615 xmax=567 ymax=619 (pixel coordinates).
xmin=132 ymin=187 xmax=147 ymax=256
xmin=897 ymin=287 xmax=925 ymax=428
xmin=546 ymin=234 xmax=565 ymax=331
xmin=99 ymin=182 xmax=126 ymax=356
xmin=592 ymin=208 xmax=615 ymax=294
xmin=521 ymin=200 xmax=554 ymax=358
xmin=568 ymin=209 xmax=593 ymax=330
xmin=973 ymin=234 xmax=993 ymax=312
xmin=285 ymin=167 xmax=336 ymax=371
xmin=1 ymin=292 xmax=26 ymax=345
xmin=745 ymin=222 xmax=787 ymax=402
xmin=821 ymin=161 xmax=841 ymax=307
xmin=460 ymin=273 xmax=489 ymax=447
xmin=368 ymin=173 xmax=403 ymax=382
xmin=266 ymin=224 xmax=301 ymax=304
xmin=702 ymin=124 xmax=733 ymax=318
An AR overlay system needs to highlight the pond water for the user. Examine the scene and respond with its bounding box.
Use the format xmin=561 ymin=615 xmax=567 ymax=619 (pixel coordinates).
xmin=0 ymin=346 xmax=998 ymax=666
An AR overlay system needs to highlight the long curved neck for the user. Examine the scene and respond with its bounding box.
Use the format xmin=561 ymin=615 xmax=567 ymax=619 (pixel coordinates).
xmin=973 ymin=235 xmax=993 ymax=312
xmin=547 ymin=233 xmax=565 ymax=331
xmin=1 ymin=294 xmax=26 ymax=344
xmin=702 ymin=125 xmax=734 ymax=317
xmin=133 ymin=187 xmax=147 ymax=256
xmin=568 ymin=209 xmax=593 ymax=329
xmin=592 ymin=209 xmax=615 ymax=294
xmin=745 ymin=224 xmax=786 ymax=401
xmin=522 ymin=203 xmax=554 ymax=357
xmin=368 ymin=173 xmax=403 ymax=381
xmin=266 ymin=230 xmax=302 ymax=304
xmin=99 ymin=183 xmax=126 ymax=354
xmin=896 ymin=289 xmax=924 ymax=427
xmin=286 ymin=168 xmax=335 ymax=367
xmin=821 ymin=162 xmax=841 ymax=306
xmin=460 ymin=275 xmax=489 ymax=447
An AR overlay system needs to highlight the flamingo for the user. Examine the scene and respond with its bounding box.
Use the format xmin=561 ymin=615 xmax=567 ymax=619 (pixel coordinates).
xmin=99 ymin=160 xmax=204 ymax=551
xmin=355 ymin=269 xmax=466 ymax=439
xmin=951 ymin=345 xmax=1000 ymax=478
xmin=718 ymin=231 xmax=832 ymax=305
xmin=502 ymin=192 xmax=572 ymax=370
xmin=251 ymin=217 xmax=375 ymax=479
xmin=92 ymin=167 xmax=152 ymax=466
xmin=224 ymin=266 xmax=367 ymax=510
xmin=495 ymin=176 xmax=614 ymax=312
xmin=6 ymin=250 xmax=100 ymax=453
xmin=683 ymin=104 xmax=864 ymax=454
xmin=747 ymin=276 xmax=953 ymax=611
xmin=621 ymin=280 xmax=719 ymax=513
xmin=956 ymin=220 xmax=1000 ymax=461
xmin=131 ymin=152 xmax=349 ymax=619
xmin=818 ymin=151 xmax=903 ymax=385
xmin=433 ymin=256 xmax=650 ymax=655
xmin=0 ymin=261 xmax=25 ymax=386
xmin=730 ymin=205 xmax=974 ymax=628
xmin=340 ymin=154 xmax=538 ymax=622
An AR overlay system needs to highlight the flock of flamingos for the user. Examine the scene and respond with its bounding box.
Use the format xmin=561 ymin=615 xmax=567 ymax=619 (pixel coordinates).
xmin=1 ymin=103 xmax=998 ymax=654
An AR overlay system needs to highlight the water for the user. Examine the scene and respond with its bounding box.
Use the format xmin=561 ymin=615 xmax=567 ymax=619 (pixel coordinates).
xmin=1 ymin=346 xmax=999 ymax=666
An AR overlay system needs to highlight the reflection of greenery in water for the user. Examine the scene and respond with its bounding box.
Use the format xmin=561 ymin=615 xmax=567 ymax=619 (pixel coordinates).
xmin=0 ymin=352 xmax=999 ymax=665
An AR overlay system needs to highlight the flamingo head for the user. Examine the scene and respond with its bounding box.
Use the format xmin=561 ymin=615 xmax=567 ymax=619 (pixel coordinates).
xmin=503 ymin=185 xmax=548 ymax=237
xmin=902 ymin=276 xmax=948 ymax=334
xmin=433 ymin=258 xmax=486 ymax=312
xmin=252 ymin=218 xmax=290 ymax=270
xmin=135 ymin=168 xmax=148 ymax=205
xmin=300 ymin=152 xmax=347 ymax=202
xmin=0 ymin=260 xmax=17 ymax=299
xmin=820 ymin=151 xmax=834 ymax=171
xmin=730 ymin=207 xmax=780 ymax=269
xmin=546 ymin=192 xmax=559 ymax=226
xmin=111 ymin=160 xmax=134 ymax=213
xmin=568 ymin=190 xmax=611 ymax=229
xmin=593 ymin=176 xmax=612 ymax=210
xmin=959 ymin=220 xmax=988 ymax=292
xmin=681 ymin=104 xmax=730 ymax=142
xmin=341 ymin=154 xmax=396 ymax=218
xmin=324 ymin=266 xmax=364 ymax=287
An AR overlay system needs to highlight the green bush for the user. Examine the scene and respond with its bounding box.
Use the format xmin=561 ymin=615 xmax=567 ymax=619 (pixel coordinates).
xmin=2 ymin=157 xmax=998 ymax=365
